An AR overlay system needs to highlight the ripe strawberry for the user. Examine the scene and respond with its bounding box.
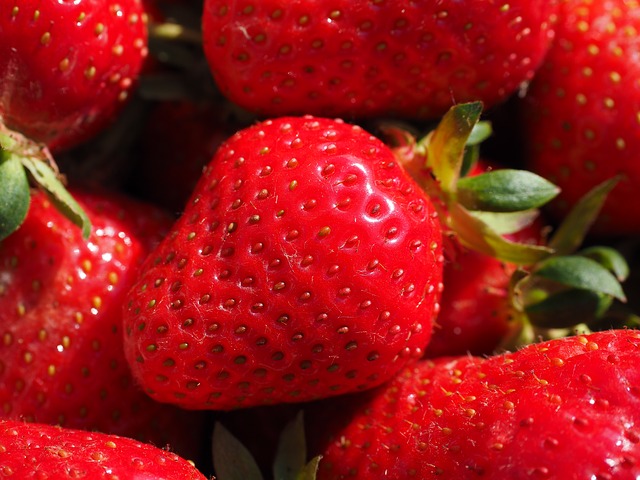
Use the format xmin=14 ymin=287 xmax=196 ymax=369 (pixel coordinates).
xmin=0 ymin=419 xmax=207 ymax=479
xmin=426 ymin=205 xmax=546 ymax=358
xmin=0 ymin=0 xmax=149 ymax=152
xmin=0 ymin=187 xmax=205 ymax=457
xmin=201 ymin=0 xmax=557 ymax=120
xmin=122 ymin=115 xmax=444 ymax=410
xmin=521 ymin=0 xmax=640 ymax=236
xmin=308 ymin=328 xmax=640 ymax=479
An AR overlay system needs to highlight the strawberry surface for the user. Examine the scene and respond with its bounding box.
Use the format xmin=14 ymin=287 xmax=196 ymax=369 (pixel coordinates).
xmin=521 ymin=0 xmax=640 ymax=236
xmin=122 ymin=115 xmax=444 ymax=410
xmin=201 ymin=0 xmax=557 ymax=120
xmin=0 ymin=419 xmax=207 ymax=479
xmin=309 ymin=329 xmax=640 ymax=479
xmin=0 ymin=188 xmax=205 ymax=456
xmin=0 ymin=0 xmax=149 ymax=152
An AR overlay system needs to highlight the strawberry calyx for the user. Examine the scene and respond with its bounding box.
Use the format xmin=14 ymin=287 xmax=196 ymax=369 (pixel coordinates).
xmin=0 ymin=124 xmax=91 ymax=241
xmin=213 ymin=412 xmax=321 ymax=480
xmin=382 ymin=102 xmax=630 ymax=346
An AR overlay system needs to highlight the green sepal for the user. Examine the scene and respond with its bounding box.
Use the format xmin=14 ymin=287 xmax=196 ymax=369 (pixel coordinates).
xmin=456 ymin=169 xmax=560 ymax=212
xmin=212 ymin=422 xmax=264 ymax=480
xmin=468 ymin=209 xmax=540 ymax=236
xmin=21 ymin=157 xmax=91 ymax=239
xmin=273 ymin=411 xmax=309 ymax=480
xmin=298 ymin=456 xmax=322 ymax=480
xmin=524 ymin=289 xmax=613 ymax=329
xmin=579 ymin=245 xmax=630 ymax=282
xmin=532 ymin=255 xmax=626 ymax=302
xmin=549 ymin=176 xmax=620 ymax=255
xmin=449 ymin=203 xmax=553 ymax=265
xmin=0 ymin=152 xmax=30 ymax=241
xmin=423 ymin=101 xmax=483 ymax=194
xmin=466 ymin=120 xmax=493 ymax=147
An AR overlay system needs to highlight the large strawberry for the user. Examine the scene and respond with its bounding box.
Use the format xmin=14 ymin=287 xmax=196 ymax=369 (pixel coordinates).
xmin=307 ymin=328 xmax=640 ymax=479
xmin=0 ymin=419 xmax=207 ymax=479
xmin=122 ymin=115 xmax=444 ymax=410
xmin=0 ymin=187 xmax=206 ymax=458
xmin=201 ymin=0 xmax=558 ymax=120
xmin=0 ymin=0 xmax=149 ymax=153
xmin=521 ymin=0 xmax=640 ymax=236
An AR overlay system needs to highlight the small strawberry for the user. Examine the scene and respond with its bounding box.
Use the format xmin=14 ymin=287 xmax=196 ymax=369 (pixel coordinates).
xmin=201 ymin=0 xmax=558 ymax=120
xmin=0 ymin=419 xmax=207 ymax=479
xmin=0 ymin=0 xmax=149 ymax=153
xmin=521 ymin=0 xmax=640 ymax=236
xmin=122 ymin=115 xmax=444 ymax=410
xmin=425 ymin=162 xmax=548 ymax=358
xmin=0 ymin=187 xmax=205 ymax=458
xmin=308 ymin=328 xmax=640 ymax=479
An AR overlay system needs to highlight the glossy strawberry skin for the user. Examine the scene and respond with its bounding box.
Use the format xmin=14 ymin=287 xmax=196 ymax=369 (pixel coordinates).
xmin=0 ymin=419 xmax=207 ymax=479
xmin=0 ymin=0 xmax=148 ymax=152
xmin=309 ymin=329 xmax=640 ymax=479
xmin=123 ymin=116 xmax=444 ymax=410
xmin=202 ymin=0 xmax=557 ymax=120
xmin=522 ymin=0 xmax=640 ymax=236
xmin=0 ymin=188 xmax=205 ymax=455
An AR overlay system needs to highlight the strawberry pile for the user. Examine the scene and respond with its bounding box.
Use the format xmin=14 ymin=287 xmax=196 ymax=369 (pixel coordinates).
xmin=1 ymin=0 xmax=640 ymax=478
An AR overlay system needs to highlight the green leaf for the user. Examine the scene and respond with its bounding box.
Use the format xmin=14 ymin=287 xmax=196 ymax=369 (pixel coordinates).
xmin=21 ymin=158 xmax=91 ymax=239
xmin=525 ymin=289 xmax=613 ymax=329
xmin=549 ymin=176 xmax=620 ymax=255
xmin=212 ymin=422 xmax=264 ymax=480
xmin=449 ymin=202 xmax=553 ymax=265
xmin=297 ymin=456 xmax=322 ymax=480
xmin=579 ymin=245 xmax=630 ymax=282
xmin=424 ymin=102 xmax=483 ymax=194
xmin=533 ymin=255 xmax=626 ymax=302
xmin=0 ymin=153 xmax=30 ymax=241
xmin=469 ymin=209 xmax=540 ymax=236
xmin=273 ymin=411 xmax=307 ymax=480
xmin=456 ymin=169 xmax=560 ymax=212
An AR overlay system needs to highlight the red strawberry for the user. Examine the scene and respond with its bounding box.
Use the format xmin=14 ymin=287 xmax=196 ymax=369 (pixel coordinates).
xmin=521 ymin=0 xmax=640 ymax=236
xmin=0 ymin=187 xmax=205 ymax=458
xmin=426 ymin=211 xmax=546 ymax=358
xmin=0 ymin=0 xmax=149 ymax=152
xmin=201 ymin=0 xmax=557 ymax=119
xmin=0 ymin=419 xmax=206 ymax=479
xmin=122 ymin=115 xmax=444 ymax=410
xmin=425 ymin=161 xmax=548 ymax=358
xmin=308 ymin=328 xmax=640 ymax=479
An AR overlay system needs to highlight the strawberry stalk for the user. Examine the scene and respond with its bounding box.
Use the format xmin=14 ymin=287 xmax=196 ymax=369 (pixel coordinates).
xmin=385 ymin=102 xmax=631 ymax=346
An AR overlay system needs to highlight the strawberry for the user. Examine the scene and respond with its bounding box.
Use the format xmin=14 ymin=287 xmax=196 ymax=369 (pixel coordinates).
xmin=0 ymin=0 xmax=149 ymax=153
xmin=122 ymin=115 xmax=444 ymax=410
xmin=0 ymin=419 xmax=207 ymax=479
xmin=0 ymin=187 xmax=206 ymax=458
xmin=307 ymin=328 xmax=640 ymax=479
xmin=201 ymin=0 xmax=557 ymax=120
xmin=425 ymin=165 xmax=548 ymax=358
xmin=521 ymin=0 xmax=640 ymax=237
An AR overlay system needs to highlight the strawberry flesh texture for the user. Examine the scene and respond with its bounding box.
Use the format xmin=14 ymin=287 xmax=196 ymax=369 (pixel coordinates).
xmin=202 ymin=0 xmax=557 ymax=119
xmin=0 ymin=0 xmax=148 ymax=152
xmin=522 ymin=0 xmax=640 ymax=236
xmin=123 ymin=116 xmax=444 ymax=410
xmin=0 ymin=188 xmax=205 ymax=455
xmin=309 ymin=329 xmax=640 ymax=479
xmin=0 ymin=419 xmax=207 ymax=479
